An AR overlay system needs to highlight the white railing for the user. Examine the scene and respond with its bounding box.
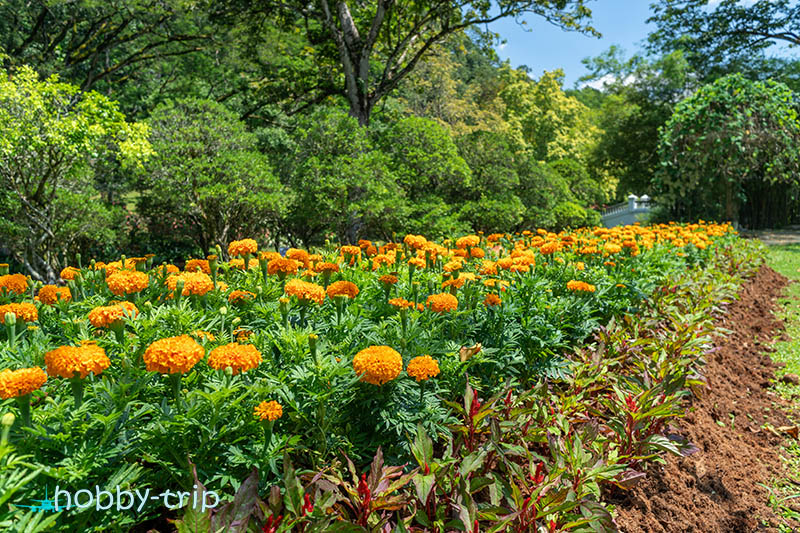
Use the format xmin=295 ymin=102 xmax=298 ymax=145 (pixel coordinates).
xmin=601 ymin=194 xmax=652 ymax=228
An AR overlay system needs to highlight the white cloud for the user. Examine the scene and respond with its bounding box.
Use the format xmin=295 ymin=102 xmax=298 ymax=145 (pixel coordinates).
xmin=579 ymin=73 xmax=635 ymax=91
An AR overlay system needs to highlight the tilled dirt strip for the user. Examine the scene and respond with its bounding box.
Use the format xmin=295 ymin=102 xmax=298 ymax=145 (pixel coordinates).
xmin=611 ymin=266 xmax=798 ymax=533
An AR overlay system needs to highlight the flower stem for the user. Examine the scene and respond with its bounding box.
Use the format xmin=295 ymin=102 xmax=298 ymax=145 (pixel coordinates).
xmin=15 ymin=394 xmax=31 ymax=428
xmin=70 ymin=376 xmax=84 ymax=409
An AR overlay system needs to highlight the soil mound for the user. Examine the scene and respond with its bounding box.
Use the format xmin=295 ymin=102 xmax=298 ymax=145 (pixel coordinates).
xmin=612 ymin=266 xmax=797 ymax=532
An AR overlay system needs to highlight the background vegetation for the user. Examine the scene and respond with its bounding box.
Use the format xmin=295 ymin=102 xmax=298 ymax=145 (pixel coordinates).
xmin=1 ymin=0 xmax=799 ymax=279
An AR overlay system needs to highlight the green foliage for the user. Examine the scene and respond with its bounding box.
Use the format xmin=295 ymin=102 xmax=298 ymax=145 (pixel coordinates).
xmin=655 ymin=73 xmax=800 ymax=223
xmin=0 ymin=65 xmax=152 ymax=281
xmin=281 ymin=108 xmax=404 ymax=246
xmin=138 ymin=99 xmax=291 ymax=255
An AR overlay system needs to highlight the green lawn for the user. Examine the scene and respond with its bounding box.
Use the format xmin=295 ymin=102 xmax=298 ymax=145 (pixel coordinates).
xmin=764 ymin=244 xmax=800 ymax=528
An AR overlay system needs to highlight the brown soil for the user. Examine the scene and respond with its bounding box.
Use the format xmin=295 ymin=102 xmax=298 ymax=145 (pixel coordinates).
xmin=611 ymin=266 xmax=800 ymax=533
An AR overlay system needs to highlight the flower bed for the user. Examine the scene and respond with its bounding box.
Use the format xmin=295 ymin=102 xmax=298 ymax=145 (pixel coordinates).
xmin=0 ymin=223 xmax=756 ymax=531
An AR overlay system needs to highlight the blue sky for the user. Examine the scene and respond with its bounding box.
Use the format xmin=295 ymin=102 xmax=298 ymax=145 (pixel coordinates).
xmin=487 ymin=1 xmax=657 ymax=88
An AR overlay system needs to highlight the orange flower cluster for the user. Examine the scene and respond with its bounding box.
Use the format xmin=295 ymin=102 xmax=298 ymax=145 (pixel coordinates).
xmin=107 ymin=270 xmax=149 ymax=296
xmin=229 ymin=258 xmax=259 ymax=270
xmin=0 ymin=303 xmax=38 ymax=323
xmin=426 ymin=293 xmax=458 ymax=313
xmin=207 ymin=342 xmax=262 ymax=375
xmin=228 ymin=290 xmax=256 ymax=304
xmin=0 ymin=367 xmax=47 ymax=399
xmin=60 ymin=267 xmax=80 ymax=280
xmin=267 ymin=257 xmax=300 ymax=276
xmin=0 ymin=274 xmax=28 ymax=295
xmin=45 ymin=343 xmax=110 ymax=379
xmin=166 ymin=272 xmax=214 ymax=296
xmin=254 ymin=400 xmax=283 ymax=421
xmin=143 ymin=335 xmax=205 ymax=374
xmin=404 ymin=234 xmax=427 ymax=250
xmin=88 ymin=302 xmax=139 ymax=328
xmin=184 ymin=259 xmax=211 ymax=274
xmin=327 ymin=281 xmax=359 ymax=300
xmin=314 ymin=262 xmax=340 ymax=274
xmin=286 ymin=248 xmax=310 ymax=266
xmin=484 ymin=293 xmax=502 ymax=307
xmin=284 ymin=279 xmax=325 ymax=304
xmin=406 ymin=355 xmax=440 ymax=382
xmin=191 ymin=330 xmax=215 ymax=342
xmin=388 ymin=297 xmax=414 ymax=309
xmin=456 ymin=235 xmax=480 ymax=249
xmin=379 ymin=275 xmax=398 ymax=285
xmin=37 ymin=285 xmax=72 ymax=305
xmin=566 ymin=280 xmax=596 ymax=293
xmin=353 ymin=345 xmax=403 ymax=385
xmin=228 ymin=239 xmax=258 ymax=257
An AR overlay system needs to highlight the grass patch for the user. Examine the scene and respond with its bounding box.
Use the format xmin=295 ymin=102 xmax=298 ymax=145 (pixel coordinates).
xmin=765 ymin=244 xmax=800 ymax=529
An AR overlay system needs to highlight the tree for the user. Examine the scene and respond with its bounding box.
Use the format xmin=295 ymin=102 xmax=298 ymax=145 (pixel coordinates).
xmin=577 ymin=47 xmax=697 ymax=199
xmin=647 ymin=0 xmax=800 ymax=85
xmin=138 ymin=99 xmax=291 ymax=255
xmin=0 ymin=1 xmax=213 ymax=94
xmin=655 ymin=74 xmax=800 ymax=226
xmin=281 ymin=107 xmax=404 ymax=245
xmin=239 ymin=0 xmax=598 ymax=125
xmin=0 ymin=66 xmax=152 ymax=280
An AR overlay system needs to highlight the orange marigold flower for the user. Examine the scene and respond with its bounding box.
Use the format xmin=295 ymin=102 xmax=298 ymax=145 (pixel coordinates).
xmin=371 ymin=254 xmax=394 ymax=270
xmin=107 ymin=270 xmax=149 ymax=296
xmin=0 ymin=274 xmax=28 ymax=295
xmin=284 ymin=279 xmax=325 ymax=304
xmin=509 ymin=264 xmax=529 ymax=273
xmin=604 ymin=261 xmax=616 ymax=267
xmin=143 ymin=335 xmax=205 ymax=374
xmin=442 ymin=277 xmax=465 ymax=290
xmin=45 ymin=343 xmax=110 ymax=379
xmin=88 ymin=302 xmax=139 ymax=328
xmin=314 ymin=262 xmax=340 ymax=274
xmin=426 ymin=293 xmax=458 ymax=313
xmin=408 ymin=257 xmax=426 ymax=269
xmin=37 ymin=285 xmax=71 ymax=305
xmin=487 ymin=233 xmax=504 ymax=242
xmin=254 ymin=400 xmax=282 ymax=421
xmin=267 ymin=257 xmax=300 ymax=276
xmin=0 ymin=367 xmax=47 ymax=399
xmin=166 ymin=272 xmax=214 ymax=296
xmin=603 ymin=242 xmax=622 ymax=254
xmin=155 ymin=264 xmax=180 ymax=275
xmin=184 ymin=259 xmax=211 ymax=274
xmin=228 ymin=257 xmax=260 ymax=270
xmin=484 ymin=293 xmax=502 ymax=307
xmin=406 ymin=355 xmax=440 ymax=382
xmin=327 ymin=280 xmax=359 ymax=299
xmin=60 ymin=267 xmax=80 ymax=281
xmin=191 ymin=330 xmax=215 ymax=342
xmin=443 ymin=260 xmax=463 ymax=273
xmin=480 ymin=261 xmax=498 ymax=276
xmin=0 ymin=303 xmax=38 ymax=323
xmin=358 ymin=239 xmax=372 ymax=249
xmin=259 ymin=251 xmax=282 ymax=262
xmin=353 ymin=345 xmax=403 ymax=385
xmin=566 ymin=280 xmax=596 ymax=293
xmin=378 ymin=275 xmax=398 ymax=286
xmin=340 ymin=245 xmax=361 ymax=258
xmin=403 ymin=234 xmax=428 ymax=250
xmin=539 ymin=241 xmax=560 ymax=255
xmin=576 ymin=262 xmax=585 ymax=271
xmin=228 ymin=238 xmax=258 ymax=257
xmin=455 ymin=235 xmax=480 ymax=249
xmin=470 ymin=247 xmax=485 ymax=258
xmin=388 ymin=297 xmax=413 ymax=309
xmin=228 ymin=290 xmax=256 ymax=304
xmin=286 ymin=248 xmax=310 ymax=266
xmin=453 ymin=249 xmax=468 ymax=259
xmin=207 ymin=342 xmax=262 ymax=375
